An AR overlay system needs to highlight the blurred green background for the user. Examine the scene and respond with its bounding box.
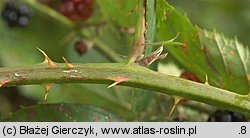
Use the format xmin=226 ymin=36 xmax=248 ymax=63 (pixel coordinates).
xmin=168 ymin=0 xmax=250 ymax=47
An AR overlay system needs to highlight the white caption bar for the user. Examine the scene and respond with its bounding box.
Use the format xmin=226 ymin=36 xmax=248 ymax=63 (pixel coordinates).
xmin=0 ymin=122 xmax=249 ymax=138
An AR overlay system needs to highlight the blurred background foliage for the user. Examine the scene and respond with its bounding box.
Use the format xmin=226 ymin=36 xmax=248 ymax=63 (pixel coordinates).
xmin=168 ymin=0 xmax=250 ymax=47
xmin=0 ymin=0 xmax=249 ymax=121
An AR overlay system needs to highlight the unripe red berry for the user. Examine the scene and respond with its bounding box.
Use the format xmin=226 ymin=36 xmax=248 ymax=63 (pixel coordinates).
xmin=60 ymin=0 xmax=94 ymax=21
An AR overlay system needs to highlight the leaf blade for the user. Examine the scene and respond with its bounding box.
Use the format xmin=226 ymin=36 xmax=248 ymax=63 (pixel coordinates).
xmin=157 ymin=4 xmax=250 ymax=94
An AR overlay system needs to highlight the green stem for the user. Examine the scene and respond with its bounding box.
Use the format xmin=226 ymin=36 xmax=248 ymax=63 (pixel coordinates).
xmin=12 ymin=0 xmax=250 ymax=116
xmin=1 ymin=63 xmax=250 ymax=115
xmin=127 ymin=0 xmax=145 ymax=64
xmin=144 ymin=0 xmax=158 ymax=71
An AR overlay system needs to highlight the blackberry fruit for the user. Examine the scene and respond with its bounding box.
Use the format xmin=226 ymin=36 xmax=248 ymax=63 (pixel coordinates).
xmin=1 ymin=0 xmax=34 ymax=28
xmin=214 ymin=110 xmax=232 ymax=122
xmin=18 ymin=16 xmax=28 ymax=26
xmin=231 ymin=112 xmax=246 ymax=122
xmin=179 ymin=72 xmax=202 ymax=104
xmin=60 ymin=0 xmax=94 ymax=21
xmin=207 ymin=110 xmax=246 ymax=122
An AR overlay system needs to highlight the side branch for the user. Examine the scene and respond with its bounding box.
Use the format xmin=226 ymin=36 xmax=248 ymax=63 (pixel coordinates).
xmin=127 ymin=0 xmax=146 ymax=64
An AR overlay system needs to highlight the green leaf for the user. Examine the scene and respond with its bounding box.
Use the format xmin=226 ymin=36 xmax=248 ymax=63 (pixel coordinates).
xmin=198 ymin=29 xmax=250 ymax=95
xmin=1 ymin=103 xmax=122 ymax=121
xmin=131 ymin=89 xmax=154 ymax=116
xmin=20 ymin=84 xmax=135 ymax=120
xmin=145 ymin=0 xmax=156 ymax=47
xmin=156 ymin=0 xmax=174 ymax=22
xmin=157 ymin=5 xmax=250 ymax=94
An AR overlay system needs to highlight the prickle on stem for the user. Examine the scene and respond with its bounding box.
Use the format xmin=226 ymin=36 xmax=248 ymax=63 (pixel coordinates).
xmin=37 ymin=47 xmax=56 ymax=68
xmin=108 ymin=77 xmax=129 ymax=88
xmin=42 ymin=83 xmax=53 ymax=100
xmin=204 ymin=74 xmax=209 ymax=85
xmin=62 ymin=57 xmax=74 ymax=69
xmin=0 ymin=80 xmax=10 ymax=87
xmin=169 ymin=96 xmax=182 ymax=116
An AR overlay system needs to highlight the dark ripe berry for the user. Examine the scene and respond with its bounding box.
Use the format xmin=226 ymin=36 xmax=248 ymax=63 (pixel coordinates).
xmin=215 ymin=110 xmax=232 ymax=122
xmin=74 ymin=40 xmax=88 ymax=56
xmin=18 ymin=16 xmax=28 ymax=26
xmin=231 ymin=112 xmax=246 ymax=122
xmin=1 ymin=0 xmax=34 ymax=28
xmin=7 ymin=11 xmax=18 ymax=21
xmin=18 ymin=5 xmax=33 ymax=17
xmin=6 ymin=1 xmax=15 ymax=7
xmin=60 ymin=0 xmax=94 ymax=21
xmin=207 ymin=110 xmax=246 ymax=122
xmin=1 ymin=1 xmax=16 ymax=18
xmin=18 ymin=5 xmax=29 ymax=15
xmin=180 ymin=72 xmax=201 ymax=83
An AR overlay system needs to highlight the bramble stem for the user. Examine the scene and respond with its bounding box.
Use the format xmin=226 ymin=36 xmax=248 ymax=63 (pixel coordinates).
xmin=127 ymin=0 xmax=145 ymax=64
xmin=1 ymin=63 xmax=250 ymax=114
xmin=5 ymin=0 xmax=248 ymax=116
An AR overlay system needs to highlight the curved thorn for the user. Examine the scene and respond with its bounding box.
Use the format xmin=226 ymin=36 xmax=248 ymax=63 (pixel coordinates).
xmin=108 ymin=82 xmax=119 ymax=88
xmin=42 ymin=83 xmax=53 ymax=100
xmin=0 ymin=80 xmax=10 ymax=87
xmin=62 ymin=57 xmax=74 ymax=69
xmin=169 ymin=96 xmax=182 ymax=116
xmin=205 ymin=74 xmax=209 ymax=85
xmin=44 ymin=92 xmax=49 ymax=101
xmin=37 ymin=47 xmax=56 ymax=68
xmin=108 ymin=77 xmax=129 ymax=88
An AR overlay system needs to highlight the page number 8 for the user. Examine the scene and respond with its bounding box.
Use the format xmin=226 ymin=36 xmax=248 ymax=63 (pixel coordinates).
xmin=240 ymin=126 xmax=246 ymax=134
